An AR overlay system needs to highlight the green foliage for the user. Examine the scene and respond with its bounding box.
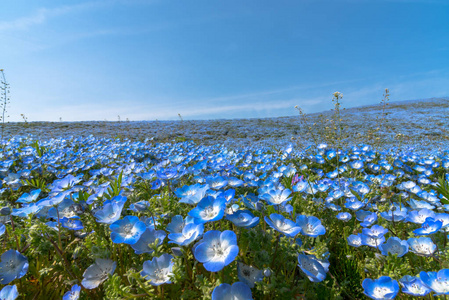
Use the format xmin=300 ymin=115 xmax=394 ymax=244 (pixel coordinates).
xmin=436 ymin=176 xmax=449 ymax=205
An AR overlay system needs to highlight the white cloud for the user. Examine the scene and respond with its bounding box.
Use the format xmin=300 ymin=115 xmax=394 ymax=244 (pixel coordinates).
xmin=0 ymin=1 xmax=109 ymax=32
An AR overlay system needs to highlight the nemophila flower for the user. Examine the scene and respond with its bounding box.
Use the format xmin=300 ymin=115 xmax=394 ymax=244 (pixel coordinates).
xmin=141 ymin=253 xmax=174 ymax=286
xmin=361 ymin=234 xmax=385 ymax=248
xmin=360 ymin=212 xmax=378 ymax=227
xmin=81 ymin=258 xmax=116 ymax=289
xmin=379 ymin=237 xmax=409 ymax=257
xmin=211 ymin=282 xmax=253 ymax=300
xmin=156 ymin=167 xmax=178 ymax=180
xmin=175 ymin=184 xmax=209 ymax=205
xmin=47 ymin=198 xmax=80 ymax=220
xmin=205 ymin=175 xmax=228 ymax=190
xmin=436 ymin=213 xmax=449 ymax=231
xmin=345 ymin=198 xmax=364 ymax=211
xmin=242 ymin=193 xmax=263 ymax=211
xmin=166 ymin=215 xmax=194 ymax=234
xmin=228 ymin=177 xmax=244 ymax=188
xmin=380 ymin=207 xmax=408 ymax=222
xmin=407 ymin=237 xmax=436 ymax=256
xmin=140 ymin=216 xmax=159 ymax=228
xmin=110 ymin=215 xmax=146 ymax=244
xmin=63 ymin=284 xmax=81 ymax=300
xmin=336 ymin=212 xmax=352 ymax=222
xmin=226 ymin=210 xmax=259 ymax=228
xmin=325 ymin=202 xmax=341 ymax=211
xmin=94 ymin=195 xmax=127 ymax=224
xmin=3 ymin=173 xmax=21 ymax=190
xmin=362 ymin=276 xmax=399 ymax=300
xmin=362 ymin=225 xmax=388 ymax=238
xmin=188 ymin=196 xmax=226 ymax=224
xmin=293 ymin=180 xmax=308 ymax=193
xmin=16 ymin=189 xmax=41 ymax=203
xmin=237 ymin=261 xmax=264 ymax=288
xmin=11 ymin=203 xmax=41 ymax=218
xmin=151 ymin=179 xmax=164 ymax=189
xmin=419 ymin=269 xmax=449 ymax=295
xmin=259 ymin=188 xmax=292 ymax=206
xmin=347 ymin=234 xmax=363 ymax=247
xmin=50 ymin=174 xmax=82 ymax=193
xmin=131 ymin=227 xmax=167 ymax=254
xmin=356 ymin=210 xmax=372 ymax=222
xmin=406 ymin=208 xmax=436 ymax=224
xmin=399 ymin=275 xmax=431 ymax=297
xmin=0 ymin=250 xmax=29 ymax=284
xmin=296 ymin=215 xmax=326 ymax=237
xmin=60 ymin=217 xmax=84 ymax=231
xmin=413 ymin=217 xmax=443 ymax=235
xmin=0 ymin=223 xmax=5 ymax=236
xmin=408 ymin=199 xmax=434 ymax=210
xmin=168 ymin=223 xmax=204 ymax=246
xmin=128 ymin=200 xmax=150 ymax=212
xmin=297 ymin=253 xmax=329 ymax=282
xmin=193 ymin=230 xmax=239 ymax=272
xmin=0 ymin=285 xmax=18 ymax=300
xmin=264 ymin=213 xmax=301 ymax=238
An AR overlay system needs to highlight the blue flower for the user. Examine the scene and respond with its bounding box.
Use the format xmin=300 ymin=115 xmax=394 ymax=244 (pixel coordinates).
xmin=347 ymin=234 xmax=363 ymax=247
xmin=399 ymin=275 xmax=430 ymax=297
xmin=362 ymin=225 xmax=388 ymax=238
xmin=63 ymin=284 xmax=81 ymax=300
xmin=11 ymin=203 xmax=41 ymax=218
xmin=60 ymin=217 xmax=84 ymax=231
xmin=406 ymin=208 xmax=435 ymax=224
xmin=360 ymin=213 xmax=378 ymax=227
xmin=259 ymin=188 xmax=292 ymax=206
xmin=16 ymin=189 xmax=41 ymax=203
xmin=345 ymin=198 xmax=364 ymax=211
xmin=94 ymin=195 xmax=127 ymax=224
xmin=362 ymin=276 xmax=399 ymax=300
xmin=194 ymin=230 xmax=239 ymax=272
xmin=175 ymin=184 xmax=209 ymax=205
xmin=297 ymin=253 xmax=329 ymax=282
xmin=237 ymin=261 xmax=263 ymax=288
xmin=128 ymin=200 xmax=150 ymax=212
xmin=336 ymin=212 xmax=352 ymax=222
xmin=141 ymin=253 xmax=174 ymax=286
xmin=226 ymin=210 xmax=259 ymax=228
xmin=110 ymin=215 xmax=146 ymax=244
xmin=205 ymin=175 xmax=228 ymax=190
xmin=211 ymin=282 xmax=253 ymax=300
xmin=0 ymin=285 xmax=18 ymax=300
xmin=360 ymin=234 xmax=385 ymax=248
xmin=379 ymin=237 xmax=408 ymax=257
xmin=0 ymin=223 xmax=5 ymax=236
xmin=47 ymin=198 xmax=79 ymax=220
xmin=0 ymin=250 xmax=29 ymax=284
xmin=81 ymin=258 xmax=116 ymax=289
xmin=131 ymin=227 xmax=166 ymax=254
xmin=264 ymin=213 xmax=300 ymax=238
xmin=407 ymin=237 xmax=436 ymax=256
xmin=188 ymin=196 xmax=226 ymax=224
xmin=0 ymin=285 xmax=19 ymax=300
xmin=419 ymin=269 xmax=449 ymax=295
xmin=166 ymin=215 xmax=194 ymax=234
xmin=168 ymin=223 xmax=204 ymax=246
xmin=296 ymin=215 xmax=326 ymax=237
xmin=413 ymin=217 xmax=443 ymax=236
xmin=380 ymin=206 xmax=408 ymax=222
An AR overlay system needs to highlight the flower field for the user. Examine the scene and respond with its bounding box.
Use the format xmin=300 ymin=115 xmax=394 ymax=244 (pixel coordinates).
xmin=0 ymin=131 xmax=449 ymax=300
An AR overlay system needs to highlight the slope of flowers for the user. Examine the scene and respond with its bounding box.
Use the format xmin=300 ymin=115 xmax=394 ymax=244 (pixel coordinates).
xmin=0 ymin=135 xmax=449 ymax=299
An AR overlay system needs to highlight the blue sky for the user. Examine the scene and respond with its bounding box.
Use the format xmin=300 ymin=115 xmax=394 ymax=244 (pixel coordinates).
xmin=1 ymin=0 xmax=448 ymax=121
